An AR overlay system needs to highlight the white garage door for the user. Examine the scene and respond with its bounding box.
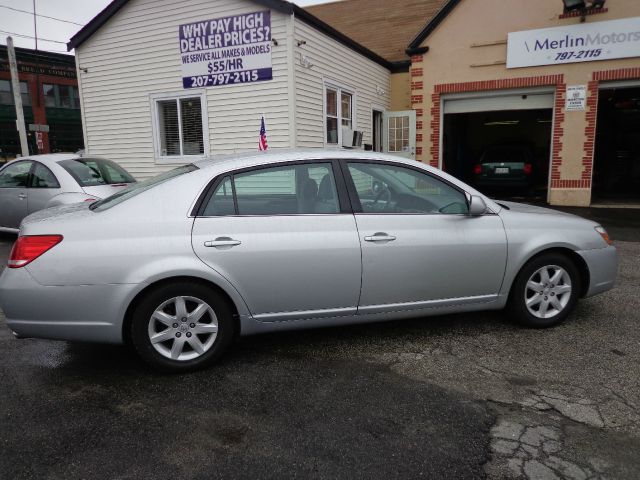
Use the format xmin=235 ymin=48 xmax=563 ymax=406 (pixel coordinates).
xmin=443 ymin=89 xmax=555 ymax=114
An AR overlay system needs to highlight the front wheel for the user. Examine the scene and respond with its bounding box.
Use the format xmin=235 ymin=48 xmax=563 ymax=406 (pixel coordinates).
xmin=130 ymin=282 xmax=235 ymax=372
xmin=508 ymin=253 xmax=581 ymax=328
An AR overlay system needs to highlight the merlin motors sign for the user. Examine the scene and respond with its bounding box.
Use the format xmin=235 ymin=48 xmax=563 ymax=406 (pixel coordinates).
xmin=179 ymin=10 xmax=272 ymax=88
xmin=507 ymin=17 xmax=640 ymax=68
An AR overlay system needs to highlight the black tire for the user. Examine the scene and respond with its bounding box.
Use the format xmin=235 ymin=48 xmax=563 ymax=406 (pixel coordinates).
xmin=507 ymin=253 xmax=581 ymax=328
xmin=130 ymin=281 xmax=235 ymax=372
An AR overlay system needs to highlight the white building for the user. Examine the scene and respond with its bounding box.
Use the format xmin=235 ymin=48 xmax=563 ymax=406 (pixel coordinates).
xmin=68 ymin=0 xmax=406 ymax=179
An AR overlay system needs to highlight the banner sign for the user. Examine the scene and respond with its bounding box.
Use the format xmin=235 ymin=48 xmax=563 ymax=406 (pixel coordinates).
xmin=507 ymin=16 xmax=640 ymax=68
xmin=179 ymin=10 xmax=272 ymax=88
xmin=565 ymin=85 xmax=587 ymax=111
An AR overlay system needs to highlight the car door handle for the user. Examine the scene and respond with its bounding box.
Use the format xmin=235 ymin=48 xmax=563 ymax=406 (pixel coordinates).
xmin=364 ymin=233 xmax=396 ymax=242
xmin=18 ymin=193 xmax=26 ymax=199
xmin=204 ymin=237 xmax=242 ymax=248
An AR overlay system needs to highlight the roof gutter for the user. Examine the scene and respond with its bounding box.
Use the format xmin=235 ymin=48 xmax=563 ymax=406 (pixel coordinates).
xmin=405 ymin=46 xmax=429 ymax=57
xmin=406 ymin=0 xmax=462 ymax=52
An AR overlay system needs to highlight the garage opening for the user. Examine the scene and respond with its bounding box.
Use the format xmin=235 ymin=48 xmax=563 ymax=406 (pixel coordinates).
xmin=592 ymin=86 xmax=640 ymax=203
xmin=442 ymin=91 xmax=554 ymax=201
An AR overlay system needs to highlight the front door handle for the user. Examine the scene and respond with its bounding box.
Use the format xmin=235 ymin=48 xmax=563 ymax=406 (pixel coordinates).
xmin=204 ymin=237 xmax=241 ymax=248
xmin=18 ymin=193 xmax=26 ymax=199
xmin=364 ymin=232 xmax=396 ymax=242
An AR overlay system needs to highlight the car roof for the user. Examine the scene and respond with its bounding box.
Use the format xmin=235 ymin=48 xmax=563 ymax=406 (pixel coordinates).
xmin=2 ymin=154 xmax=117 ymax=169
xmin=194 ymin=149 xmax=422 ymax=172
xmin=6 ymin=153 xmax=80 ymax=167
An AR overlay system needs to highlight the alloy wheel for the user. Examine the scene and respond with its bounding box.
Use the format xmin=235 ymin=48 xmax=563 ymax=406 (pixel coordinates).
xmin=524 ymin=265 xmax=572 ymax=319
xmin=147 ymin=296 xmax=218 ymax=361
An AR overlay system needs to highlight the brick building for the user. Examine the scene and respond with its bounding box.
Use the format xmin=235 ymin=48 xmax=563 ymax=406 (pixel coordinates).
xmin=311 ymin=0 xmax=640 ymax=206
xmin=0 ymin=45 xmax=84 ymax=163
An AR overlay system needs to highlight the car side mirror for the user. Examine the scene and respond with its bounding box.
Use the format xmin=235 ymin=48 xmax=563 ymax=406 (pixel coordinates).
xmin=468 ymin=195 xmax=488 ymax=216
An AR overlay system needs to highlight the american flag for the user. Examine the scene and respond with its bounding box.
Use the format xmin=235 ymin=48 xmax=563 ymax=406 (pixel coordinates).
xmin=258 ymin=116 xmax=268 ymax=151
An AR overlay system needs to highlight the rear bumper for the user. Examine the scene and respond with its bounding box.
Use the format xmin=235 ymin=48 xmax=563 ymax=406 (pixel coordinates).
xmin=577 ymin=245 xmax=618 ymax=297
xmin=0 ymin=267 xmax=133 ymax=344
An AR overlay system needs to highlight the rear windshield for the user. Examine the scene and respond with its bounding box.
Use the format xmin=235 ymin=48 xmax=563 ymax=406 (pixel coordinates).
xmin=482 ymin=148 xmax=529 ymax=164
xmin=59 ymin=158 xmax=136 ymax=186
xmin=90 ymin=164 xmax=199 ymax=211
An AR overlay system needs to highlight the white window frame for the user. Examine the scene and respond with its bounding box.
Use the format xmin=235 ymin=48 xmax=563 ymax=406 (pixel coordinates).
xmin=323 ymin=80 xmax=356 ymax=147
xmin=150 ymin=90 xmax=209 ymax=164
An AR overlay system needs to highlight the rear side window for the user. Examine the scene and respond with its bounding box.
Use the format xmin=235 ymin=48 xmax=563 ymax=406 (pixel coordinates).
xmin=204 ymin=176 xmax=235 ymax=216
xmin=200 ymin=163 xmax=340 ymax=216
xmin=59 ymin=158 xmax=135 ymax=186
xmin=31 ymin=163 xmax=60 ymax=188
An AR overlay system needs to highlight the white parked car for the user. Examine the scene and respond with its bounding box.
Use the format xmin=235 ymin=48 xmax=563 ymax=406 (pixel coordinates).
xmin=0 ymin=154 xmax=136 ymax=232
xmin=0 ymin=150 xmax=617 ymax=372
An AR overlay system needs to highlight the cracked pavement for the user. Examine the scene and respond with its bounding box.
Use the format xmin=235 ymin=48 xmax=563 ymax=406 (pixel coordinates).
xmin=0 ymin=208 xmax=639 ymax=479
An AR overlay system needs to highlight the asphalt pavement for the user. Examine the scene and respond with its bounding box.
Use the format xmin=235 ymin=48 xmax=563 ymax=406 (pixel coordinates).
xmin=0 ymin=207 xmax=638 ymax=479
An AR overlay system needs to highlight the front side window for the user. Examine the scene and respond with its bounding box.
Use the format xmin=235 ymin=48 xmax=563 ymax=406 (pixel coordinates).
xmin=0 ymin=161 xmax=32 ymax=188
xmin=325 ymin=84 xmax=354 ymax=145
xmin=347 ymin=162 xmax=469 ymax=215
xmin=201 ymin=163 xmax=340 ymax=216
xmin=31 ymin=163 xmax=60 ymax=188
xmin=154 ymin=94 xmax=205 ymax=159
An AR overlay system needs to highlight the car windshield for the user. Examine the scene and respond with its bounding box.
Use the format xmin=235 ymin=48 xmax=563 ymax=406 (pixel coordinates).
xmin=59 ymin=158 xmax=136 ymax=186
xmin=90 ymin=164 xmax=199 ymax=211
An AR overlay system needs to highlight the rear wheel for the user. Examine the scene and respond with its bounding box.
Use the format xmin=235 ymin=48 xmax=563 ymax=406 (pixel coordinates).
xmin=130 ymin=282 xmax=234 ymax=372
xmin=508 ymin=253 xmax=581 ymax=328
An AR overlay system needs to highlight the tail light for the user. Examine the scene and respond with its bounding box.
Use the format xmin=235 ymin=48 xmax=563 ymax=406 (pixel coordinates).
xmin=473 ymin=164 xmax=482 ymax=175
xmin=8 ymin=235 xmax=63 ymax=268
xmin=523 ymin=163 xmax=533 ymax=175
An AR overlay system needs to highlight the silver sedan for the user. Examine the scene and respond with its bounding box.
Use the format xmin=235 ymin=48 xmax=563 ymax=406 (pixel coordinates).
xmin=0 ymin=151 xmax=617 ymax=372
xmin=0 ymin=154 xmax=136 ymax=233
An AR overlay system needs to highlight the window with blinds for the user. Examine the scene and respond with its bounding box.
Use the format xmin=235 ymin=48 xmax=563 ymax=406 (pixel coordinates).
xmin=155 ymin=95 xmax=205 ymax=158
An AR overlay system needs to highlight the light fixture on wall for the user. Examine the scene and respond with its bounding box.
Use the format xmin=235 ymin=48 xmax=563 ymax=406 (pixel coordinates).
xmin=562 ymin=0 xmax=586 ymax=11
xmin=376 ymin=86 xmax=386 ymax=96
xmin=562 ymin=0 xmax=606 ymax=22
xmin=299 ymin=53 xmax=314 ymax=69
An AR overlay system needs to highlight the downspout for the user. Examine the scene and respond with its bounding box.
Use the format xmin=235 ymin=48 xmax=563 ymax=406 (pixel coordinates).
xmin=286 ymin=11 xmax=297 ymax=149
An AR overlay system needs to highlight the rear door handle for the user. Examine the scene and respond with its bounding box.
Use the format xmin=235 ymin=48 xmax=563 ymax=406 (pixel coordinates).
xmin=364 ymin=233 xmax=396 ymax=242
xmin=18 ymin=193 xmax=26 ymax=199
xmin=204 ymin=237 xmax=241 ymax=248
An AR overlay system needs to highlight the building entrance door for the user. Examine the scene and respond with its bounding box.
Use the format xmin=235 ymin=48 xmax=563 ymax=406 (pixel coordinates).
xmin=592 ymin=86 xmax=640 ymax=203
xmin=383 ymin=110 xmax=416 ymax=160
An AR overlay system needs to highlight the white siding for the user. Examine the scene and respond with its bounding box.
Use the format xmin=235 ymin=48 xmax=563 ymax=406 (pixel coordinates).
xmin=76 ymin=0 xmax=293 ymax=179
xmin=75 ymin=0 xmax=392 ymax=180
xmin=293 ymin=18 xmax=391 ymax=149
